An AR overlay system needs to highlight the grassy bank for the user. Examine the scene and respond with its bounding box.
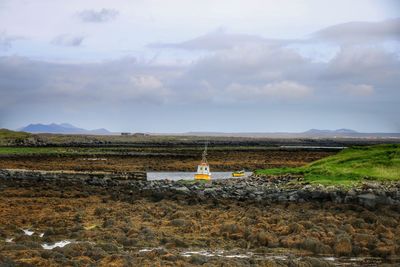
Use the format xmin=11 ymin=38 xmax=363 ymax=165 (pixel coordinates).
xmin=0 ymin=129 xmax=32 ymax=146
xmin=256 ymin=144 xmax=400 ymax=185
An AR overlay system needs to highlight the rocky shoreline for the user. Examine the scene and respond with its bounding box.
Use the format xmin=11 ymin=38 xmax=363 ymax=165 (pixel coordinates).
xmin=1 ymin=170 xmax=400 ymax=209
xmin=1 ymin=172 xmax=400 ymax=266
xmin=140 ymin=176 xmax=400 ymax=209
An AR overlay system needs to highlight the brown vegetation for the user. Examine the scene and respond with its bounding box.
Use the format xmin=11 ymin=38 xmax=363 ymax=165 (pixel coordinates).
xmin=0 ymin=149 xmax=334 ymax=172
xmin=0 ymin=183 xmax=399 ymax=266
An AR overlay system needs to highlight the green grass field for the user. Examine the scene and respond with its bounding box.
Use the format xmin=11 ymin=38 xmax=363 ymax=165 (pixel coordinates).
xmin=256 ymin=144 xmax=400 ymax=185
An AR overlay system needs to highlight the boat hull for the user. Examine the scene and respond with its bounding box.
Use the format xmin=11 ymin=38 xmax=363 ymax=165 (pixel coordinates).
xmin=194 ymin=173 xmax=211 ymax=180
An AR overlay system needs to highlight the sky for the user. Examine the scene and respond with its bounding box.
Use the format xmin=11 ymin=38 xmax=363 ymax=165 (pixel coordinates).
xmin=0 ymin=0 xmax=399 ymax=133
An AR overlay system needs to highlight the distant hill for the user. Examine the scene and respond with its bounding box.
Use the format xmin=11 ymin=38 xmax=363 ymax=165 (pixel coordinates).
xmin=303 ymin=128 xmax=359 ymax=135
xmin=0 ymin=128 xmax=31 ymax=138
xmin=19 ymin=123 xmax=111 ymax=135
xmin=0 ymin=128 xmax=40 ymax=146
xmin=186 ymin=128 xmax=361 ymax=137
xmin=0 ymin=128 xmax=31 ymax=144
xmin=183 ymin=129 xmax=400 ymax=138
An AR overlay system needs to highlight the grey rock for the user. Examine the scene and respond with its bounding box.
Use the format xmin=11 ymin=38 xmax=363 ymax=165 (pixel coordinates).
xmin=174 ymin=186 xmax=190 ymax=194
xmin=358 ymin=193 xmax=377 ymax=208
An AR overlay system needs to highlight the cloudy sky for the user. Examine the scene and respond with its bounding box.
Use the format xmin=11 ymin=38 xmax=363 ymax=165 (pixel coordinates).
xmin=0 ymin=0 xmax=399 ymax=133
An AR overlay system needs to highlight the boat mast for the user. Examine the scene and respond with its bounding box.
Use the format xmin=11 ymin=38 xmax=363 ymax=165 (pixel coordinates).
xmin=201 ymin=142 xmax=208 ymax=164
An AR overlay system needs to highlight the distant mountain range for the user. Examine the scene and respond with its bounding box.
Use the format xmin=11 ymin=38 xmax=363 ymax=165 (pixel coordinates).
xmin=187 ymin=128 xmax=360 ymax=136
xmin=16 ymin=124 xmax=400 ymax=138
xmin=19 ymin=123 xmax=111 ymax=135
xmin=184 ymin=129 xmax=400 ymax=138
xmin=303 ymin=128 xmax=358 ymax=134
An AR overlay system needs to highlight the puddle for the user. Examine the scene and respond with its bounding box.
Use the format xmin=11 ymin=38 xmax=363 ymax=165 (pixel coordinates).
xmin=181 ymin=250 xmax=218 ymax=257
xmin=177 ymin=249 xmax=396 ymax=266
xmin=138 ymin=248 xmax=154 ymax=253
xmin=22 ymin=229 xmax=34 ymax=236
xmin=42 ymin=240 xmax=73 ymax=250
xmin=138 ymin=247 xmax=164 ymax=253
xmin=225 ymin=254 xmax=250 ymax=258
xmin=129 ymin=247 xmax=400 ymax=266
xmin=181 ymin=250 xmax=251 ymax=259
xmin=21 ymin=229 xmax=44 ymax=237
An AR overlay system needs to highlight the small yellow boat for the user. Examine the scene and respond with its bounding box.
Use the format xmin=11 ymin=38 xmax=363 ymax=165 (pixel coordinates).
xmin=232 ymin=170 xmax=245 ymax=177
xmin=194 ymin=143 xmax=211 ymax=180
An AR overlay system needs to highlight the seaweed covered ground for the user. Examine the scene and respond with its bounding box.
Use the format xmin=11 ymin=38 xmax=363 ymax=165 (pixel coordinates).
xmin=0 ymin=146 xmax=335 ymax=172
xmin=1 ymin=134 xmax=400 ymax=266
xmin=0 ymin=179 xmax=400 ymax=266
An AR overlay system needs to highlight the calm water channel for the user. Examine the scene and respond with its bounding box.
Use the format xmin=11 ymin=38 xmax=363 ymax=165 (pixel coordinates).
xmin=147 ymin=172 xmax=253 ymax=181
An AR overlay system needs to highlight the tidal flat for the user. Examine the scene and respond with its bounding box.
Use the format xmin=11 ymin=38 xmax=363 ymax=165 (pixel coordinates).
xmin=1 ymin=135 xmax=400 ymax=266
xmin=1 ymin=175 xmax=400 ymax=266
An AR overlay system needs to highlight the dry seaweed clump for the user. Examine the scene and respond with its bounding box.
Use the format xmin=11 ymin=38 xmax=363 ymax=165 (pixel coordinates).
xmin=334 ymin=235 xmax=352 ymax=256
xmin=0 ymin=184 xmax=400 ymax=266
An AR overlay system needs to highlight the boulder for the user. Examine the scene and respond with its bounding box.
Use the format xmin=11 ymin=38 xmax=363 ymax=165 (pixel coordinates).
xmin=358 ymin=193 xmax=377 ymax=208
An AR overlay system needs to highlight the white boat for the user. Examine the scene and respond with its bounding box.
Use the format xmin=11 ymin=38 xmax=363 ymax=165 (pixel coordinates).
xmin=194 ymin=143 xmax=211 ymax=180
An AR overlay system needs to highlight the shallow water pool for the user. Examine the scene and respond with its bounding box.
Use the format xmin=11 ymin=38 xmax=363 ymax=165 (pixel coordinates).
xmin=147 ymin=172 xmax=252 ymax=181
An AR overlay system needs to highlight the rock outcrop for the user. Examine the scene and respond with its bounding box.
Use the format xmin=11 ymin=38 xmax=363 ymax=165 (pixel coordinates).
xmin=1 ymin=170 xmax=399 ymax=209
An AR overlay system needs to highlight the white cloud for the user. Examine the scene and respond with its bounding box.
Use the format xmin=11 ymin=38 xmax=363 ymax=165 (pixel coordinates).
xmin=148 ymin=29 xmax=285 ymax=51
xmin=0 ymin=15 xmax=399 ymax=131
xmin=226 ymin=81 xmax=312 ymax=100
xmin=324 ymin=45 xmax=400 ymax=90
xmin=126 ymin=75 xmax=170 ymax=102
xmin=340 ymin=84 xmax=374 ymax=96
xmin=0 ymin=56 xmax=172 ymax=106
xmin=314 ymin=18 xmax=400 ymax=44
xmin=130 ymin=75 xmax=163 ymax=90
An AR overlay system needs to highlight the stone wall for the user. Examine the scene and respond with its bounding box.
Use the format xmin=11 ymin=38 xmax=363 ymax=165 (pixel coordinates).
xmin=0 ymin=168 xmax=147 ymax=181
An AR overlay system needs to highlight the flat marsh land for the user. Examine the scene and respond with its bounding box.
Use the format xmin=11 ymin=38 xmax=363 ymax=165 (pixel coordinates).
xmin=0 ymin=145 xmax=335 ymax=172
xmin=1 ymin=132 xmax=400 ymax=266
xmin=1 ymin=130 xmax=397 ymax=173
